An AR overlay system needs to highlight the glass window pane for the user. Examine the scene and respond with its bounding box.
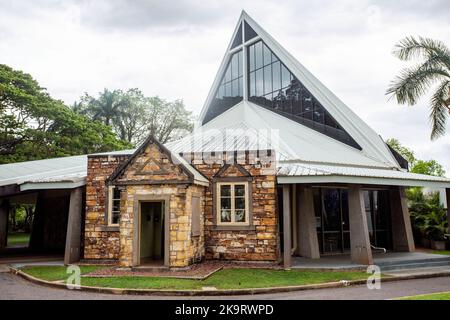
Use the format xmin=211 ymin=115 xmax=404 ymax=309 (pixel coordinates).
xmin=221 ymin=210 xmax=231 ymax=222
xmin=255 ymin=68 xmax=263 ymax=96
xmin=281 ymin=64 xmax=291 ymax=88
xmin=249 ymin=72 xmax=255 ymax=97
xmin=224 ymin=64 xmax=231 ymax=83
xmin=235 ymin=210 xmax=246 ymax=222
xmin=231 ymin=53 xmax=239 ymax=79
xmin=113 ymin=188 xmax=120 ymax=199
xmin=235 ymin=197 xmax=245 ymax=210
xmin=263 ymin=43 xmax=271 ymax=66
xmin=218 ymin=85 xmax=224 ymax=99
xmin=238 ymin=51 xmax=243 ymax=77
xmin=313 ymin=102 xmax=325 ymax=123
xmin=225 ymin=82 xmax=231 ymax=97
xmin=220 ymin=185 xmax=231 ymax=196
xmin=272 ymin=61 xmax=281 ymax=92
xmin=271 ymin=52 xmax=279 ymax=63
xmin=112 ymin=212 xmax=120 ymax=224
xmin=255 ymin=41 xmax=263 ymax=70
xmin=249 ymin=45 xmax=255 ymax=72
xmin=235 ymin=184 xmax=245 ymax=197
xmin=221 ymin=197 xmax=231 ymax=210
xmin=263 ymin=65 xmax=272 ymax=95
xmin=238 ymin=77 xmax=243 ymax=96
xmin=231 ymin=79 xmax=239 ymax=97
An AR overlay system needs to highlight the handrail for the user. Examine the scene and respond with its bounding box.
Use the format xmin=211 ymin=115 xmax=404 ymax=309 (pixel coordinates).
xmin=370 ymin=244 xmax=387 ymax=254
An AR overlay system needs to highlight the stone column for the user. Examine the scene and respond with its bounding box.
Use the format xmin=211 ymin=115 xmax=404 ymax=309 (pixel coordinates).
xmin=389 ymin=187 xmax=415 ymax=252
xmin=348 ymin=186 xmax=373 ymax=265
xmin=0 ymin=199 xmax=9 ymax=249
xmin=64 ymin=187 xmax=83 ymax=264
xmin=297 ymin=186 xmax=320 ymax=259
xmin=283 ymin=185 xmax=292 ymax=269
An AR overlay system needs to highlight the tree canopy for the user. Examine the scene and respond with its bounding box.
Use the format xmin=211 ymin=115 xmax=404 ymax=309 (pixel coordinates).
xmin=0 ymin=64 xmax=130 ymax=164
xmin=386 ymin=138 xmax=446 ymax=177
xmin=73 ymin=89 xmax=194 ymax=145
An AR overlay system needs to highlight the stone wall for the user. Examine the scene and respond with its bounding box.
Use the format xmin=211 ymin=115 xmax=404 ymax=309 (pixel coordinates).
xmin=189 ymin=151 xmax=278 ymax=262
xmin=119 ymin=184 xmax=205 ymax=267
xmin=84 ymin=154 xmax=129 ymax=260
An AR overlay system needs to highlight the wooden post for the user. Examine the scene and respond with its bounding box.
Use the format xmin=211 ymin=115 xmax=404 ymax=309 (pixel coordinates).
xmin=283 ymin=185 xmax=292 ymax=269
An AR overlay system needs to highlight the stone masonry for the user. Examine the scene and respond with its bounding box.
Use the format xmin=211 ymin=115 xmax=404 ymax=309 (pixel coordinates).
xmin=84 ymin=154 xmax=129 ymax=260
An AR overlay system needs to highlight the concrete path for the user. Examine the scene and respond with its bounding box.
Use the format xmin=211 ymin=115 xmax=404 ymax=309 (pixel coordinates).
xmin=1 ymin=272 xmax=450 ymax=300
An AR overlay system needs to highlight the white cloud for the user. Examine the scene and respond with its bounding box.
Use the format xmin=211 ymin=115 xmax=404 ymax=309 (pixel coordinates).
xmin=1 ymin=0 xmax=449 ymax=172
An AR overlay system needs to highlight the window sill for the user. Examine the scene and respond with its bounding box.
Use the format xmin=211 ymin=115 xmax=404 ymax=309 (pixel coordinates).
xmin=212 ymin=225 xmax=256 ymax=231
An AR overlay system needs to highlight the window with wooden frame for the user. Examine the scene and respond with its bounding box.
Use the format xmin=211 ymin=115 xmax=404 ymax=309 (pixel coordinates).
xmin=107 ymin=186 xmax=121 ymax=226
xmin=216 ymin=182 xmax=249 ymax=226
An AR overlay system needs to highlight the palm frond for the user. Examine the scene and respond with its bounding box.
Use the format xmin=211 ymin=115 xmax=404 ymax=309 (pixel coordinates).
xmin=386 ymin=64 xmax=449 ymax=105
xmin=430 ymin=80 xmax=450 ymax=139
xmin=393 ymin=36 xmax=450 ymax=62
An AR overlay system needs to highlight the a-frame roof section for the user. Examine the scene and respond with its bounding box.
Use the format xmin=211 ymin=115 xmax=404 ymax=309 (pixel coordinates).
xmin=199 ymin=11 xmax=399 ymax=168
xmin=108 ymin=135 xmax=208 ymax=186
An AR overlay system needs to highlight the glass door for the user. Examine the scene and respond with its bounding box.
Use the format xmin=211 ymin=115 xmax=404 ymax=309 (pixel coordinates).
xmin=363 ymin=190 xmax=392 ymax=250
xmin=314 ymin=188 xmax=350 ymax=254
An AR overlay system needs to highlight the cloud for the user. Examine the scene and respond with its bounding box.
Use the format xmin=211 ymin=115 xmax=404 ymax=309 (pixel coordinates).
xmin=1 ymin=0 xmax=449 ymax=171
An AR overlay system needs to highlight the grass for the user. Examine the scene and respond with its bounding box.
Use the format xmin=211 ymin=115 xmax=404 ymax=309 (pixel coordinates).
xmin=7 ymin=232 xmax=30 ymax=247
xmin=20 ymin=266 xmax=369 ymax=290
xmin=399 ymin=292 xmax=450 ymax=300
xmin=432 ymin=250 xmax=450 ymax=256
xmin=21 ymin=265 xmax=107 ymax=281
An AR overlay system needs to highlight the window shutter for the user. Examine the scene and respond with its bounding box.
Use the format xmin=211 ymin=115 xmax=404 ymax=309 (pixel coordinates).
xmin=191 ymin=196 xmax=201 ymax=237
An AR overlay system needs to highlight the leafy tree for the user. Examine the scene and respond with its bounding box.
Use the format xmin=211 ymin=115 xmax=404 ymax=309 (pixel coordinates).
xmin=145 ymin=97 xmax=194 ymax=144
xmin=385 ymin=138 xmax=415 ymax=164
xmin=409 ymin=190 xmax=448 ymax=241
xmin=386 ymin=138 xmax=445 ymax=177
xmin=74 ymin=89 xmax=194 ymax=145
xmin=0 ymin=64 xmax=130 ymax=164
xmin=386 ymin=36 xmax=450 ymax=139
xmin=411 ymin=159 xmax=446 ymax=177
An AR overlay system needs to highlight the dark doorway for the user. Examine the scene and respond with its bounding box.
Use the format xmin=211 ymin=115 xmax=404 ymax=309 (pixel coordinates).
xmin=139 ymin=201 xmax=165 ymax=266
xmin=363 ymin=190 xmax=392 ymax=250
xmin=314 ymin=188 xmax=350 ymax=254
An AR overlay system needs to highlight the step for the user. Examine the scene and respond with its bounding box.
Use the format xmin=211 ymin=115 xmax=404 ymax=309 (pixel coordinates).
xmin=380 ymin=260 xmax=450 ymax=272
xmin=376 ymin=256 xmax=450 ymax=267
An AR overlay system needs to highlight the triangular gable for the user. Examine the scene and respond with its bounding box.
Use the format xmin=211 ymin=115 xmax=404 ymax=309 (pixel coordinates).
xmin=199 ymin=11 xmax=399 ymax=167
xmin=108 ymin=136 xmax=194 ymax=185
xmin=213 ymin=163 xmax=251 ymax=179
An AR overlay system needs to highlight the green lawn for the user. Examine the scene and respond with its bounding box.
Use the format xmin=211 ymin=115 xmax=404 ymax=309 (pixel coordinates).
xmin=7 ymin=233 xmax=30 ymax=247
xmin=20 ymin=266 xmax=369 ymax=290
xmin=399 ymin=292 xmax=450 ymax=300
xmin=21 ymin=265 xmax=108 ymax=281
xmin=432 ymin=250 xmax=450 ymax=256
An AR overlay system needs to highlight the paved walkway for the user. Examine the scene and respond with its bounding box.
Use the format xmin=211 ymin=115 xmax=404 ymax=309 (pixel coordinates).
xmin=1 ymin=272 xmax=450 ymax=300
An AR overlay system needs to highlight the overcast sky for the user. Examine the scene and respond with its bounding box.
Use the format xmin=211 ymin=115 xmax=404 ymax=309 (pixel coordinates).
xmin=1 ymin=0 xmax=450 ymax=172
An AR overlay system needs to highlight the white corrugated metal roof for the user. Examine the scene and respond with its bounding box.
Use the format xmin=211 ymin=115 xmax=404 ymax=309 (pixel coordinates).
xmin=0 ymin=155 xmax=88 ymax=188
xmin=170 ymin=100 xmax=397 ymax=169
xmin=277 ymin=161 xmax=450 ymax=187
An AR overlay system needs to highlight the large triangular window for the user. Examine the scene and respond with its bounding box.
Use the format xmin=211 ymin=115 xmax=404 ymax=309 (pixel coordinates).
xmin=247 ymin=40 xmax=360 ymax=149
xmin=202 ymin=49 xmax=243 ymax=124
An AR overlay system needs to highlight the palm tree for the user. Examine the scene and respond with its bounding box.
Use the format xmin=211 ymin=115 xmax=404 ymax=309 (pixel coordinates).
xmin=386 ymin=36 xmax=450 ymax=139
xmin=81 ymin=89 xmax=126 ymax=126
